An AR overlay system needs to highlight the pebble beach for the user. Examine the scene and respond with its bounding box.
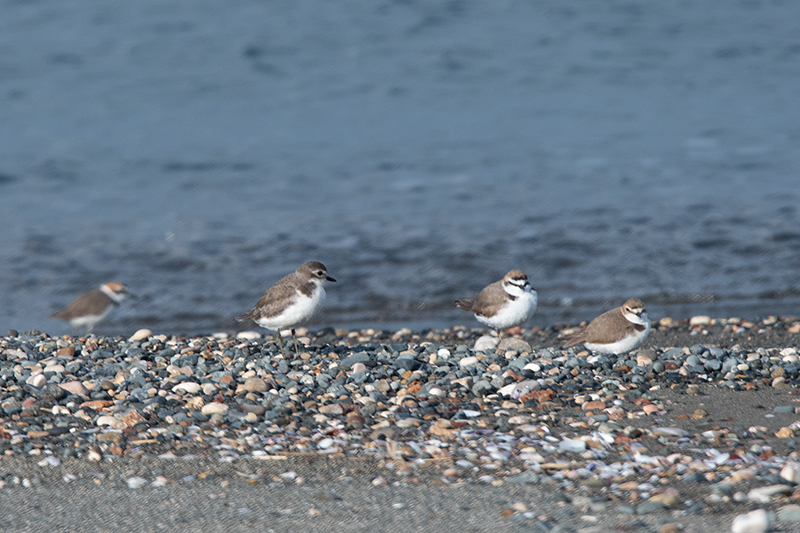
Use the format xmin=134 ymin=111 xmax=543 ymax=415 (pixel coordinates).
xmin=1 ymin=317 xmax=800 ymax=532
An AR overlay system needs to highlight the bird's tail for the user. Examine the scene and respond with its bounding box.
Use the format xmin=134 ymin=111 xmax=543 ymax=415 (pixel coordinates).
xmin=455 ymin=299 xmax=474 ymax=312
xmin=559 ymin=329 xmax=585 ymax=347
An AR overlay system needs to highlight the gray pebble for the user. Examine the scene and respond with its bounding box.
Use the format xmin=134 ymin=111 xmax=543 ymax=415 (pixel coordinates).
xmin=636 ymin=501 xmax=665 ymax=514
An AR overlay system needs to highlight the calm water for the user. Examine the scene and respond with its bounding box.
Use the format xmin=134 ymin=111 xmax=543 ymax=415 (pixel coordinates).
xmin=1 ymin=1 xmax=799 ymax=334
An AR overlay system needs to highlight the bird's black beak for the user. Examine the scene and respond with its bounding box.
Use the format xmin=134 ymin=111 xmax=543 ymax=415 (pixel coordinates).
xmin=326 ymin=276 xmax=337 ymax=282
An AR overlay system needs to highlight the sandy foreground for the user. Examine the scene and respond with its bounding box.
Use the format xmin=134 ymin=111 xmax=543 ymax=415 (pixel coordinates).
xmin=0 ymin=317 xmax=799 ymax=532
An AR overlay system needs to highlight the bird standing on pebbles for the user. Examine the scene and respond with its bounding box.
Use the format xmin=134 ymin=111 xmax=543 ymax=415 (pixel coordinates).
xmin=560 ymin=298 xmax=650 ymax=354
xmin=235 ymin=261 xmax=336 ymax=357
xmin=49 ymin=281 xmax=133 ymax=333
xmin=455 ymin=269 xmax=538 ymax=334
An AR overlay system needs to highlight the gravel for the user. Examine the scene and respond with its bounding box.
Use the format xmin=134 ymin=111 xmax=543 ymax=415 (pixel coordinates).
xmin=1 ymin=314 xmax=800 ymax=531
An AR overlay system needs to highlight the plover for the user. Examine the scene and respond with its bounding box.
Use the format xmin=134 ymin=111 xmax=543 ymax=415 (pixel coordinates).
xmin=561 ymin=298 xmax=650 ymax=354
xmin=49 ymin=282 xmax=132 ymax=333
xmin=235 ymin=261 xmax=336 ymax=356
xmin=455 ymin=269 xmax=538 ymax=333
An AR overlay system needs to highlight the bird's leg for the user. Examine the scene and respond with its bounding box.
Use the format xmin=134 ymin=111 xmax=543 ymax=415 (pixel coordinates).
xmin=291 ymin=328 xmax=301 ymax=357
xmin=275 ymin=332 xmax=285 ymax=357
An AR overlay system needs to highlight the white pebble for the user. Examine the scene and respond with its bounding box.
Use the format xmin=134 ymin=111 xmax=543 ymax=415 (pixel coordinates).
xmin=37 ymin=457 xmax=61 ymax=467
xmin=473 ymin=336 xmax=498 ymax=352
xmin=96 ymin=416 xmax=126 ymax=430
xmin=172 ymin=382 xmax=202 ymax=394
xmin=731 ymin=509 xmax=770 ymax=533
xmin=459 ymin=356 xmax=479 ymax=368
xmin=428 ymin=387 xmax=445 ymax=397
xmin=126 ymin=477 xmax=148 ymax=489
xmin=236 ymin=331 xmax=261 ymax=340
xmin=128 ymin=329 xmax=152 ymax=342
xmin=748 ymin=484 xmax=793 ymax=503
xmin=201 ymin=403 xmax=229 ymax=415
xmin=652 ymin=427 xmax=689 ymax=438
xmin=498 ymin=383 xmax=517 ymax=397
xmin=689 ymin=315 xmax=711 ymax=326
xmin=437 ymin=348 xmax=451 ymax=360
xmin=781 ymin=463 xmax=798 ymax=483
xmin=559 ymin=439 xmax=587 ymax=453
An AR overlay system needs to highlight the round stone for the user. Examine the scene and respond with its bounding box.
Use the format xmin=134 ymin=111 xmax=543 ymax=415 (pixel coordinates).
xmin=474 ymin=336 xmax=498 ymax=352
xmin=128 ymin=329 xmax=152 ymax=342
xmin=59 ymin=381 xmax=89 ymax=396
xmin=201 ymin=403 xmax=229 ymax=415
xmin=459 ymin=356 xmax=479 ymax=368
xmin=173 ymin=382 xmax=202 ymax=394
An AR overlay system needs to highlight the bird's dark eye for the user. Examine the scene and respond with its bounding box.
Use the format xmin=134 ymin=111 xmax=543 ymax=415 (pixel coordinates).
xmin=317 ymin=271 xmax=324 ymax=276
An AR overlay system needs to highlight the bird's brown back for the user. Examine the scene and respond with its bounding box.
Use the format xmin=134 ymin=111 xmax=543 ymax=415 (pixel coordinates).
xmin=50 ymin=289 xmax=114 ymax=319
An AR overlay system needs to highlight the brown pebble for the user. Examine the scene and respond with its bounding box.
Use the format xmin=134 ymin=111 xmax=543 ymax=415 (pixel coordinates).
xmin=583 ymin=401 xmax=605 ymax=411
xmin=81 ymin=400 xmax=114 ymax=410
xmin=240 ymin=377 xmax=268 ymax=393
xmin=650 ymin=492 xmax=679 ymax=507
xmin=97 ymin=432 xmax=123 ymax=443
xmin=56 ymin=346 xmax=75 ymax=357
xmin=319 ymin=404 xmax=344 ymax=415
xmin=108 ymin=443 xmax=124 ymax=456
xmin=59 ymin=381 xmax=89 ymax=396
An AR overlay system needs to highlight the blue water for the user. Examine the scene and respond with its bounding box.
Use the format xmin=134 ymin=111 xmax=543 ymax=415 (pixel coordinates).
xmin=1 ymin=1 xmax=799 ymax=334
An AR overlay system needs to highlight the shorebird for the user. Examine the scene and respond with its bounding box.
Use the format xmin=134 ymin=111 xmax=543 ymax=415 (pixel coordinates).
xmin=49 ymin=282 xmax=132 ymax=333
xmin=455 ymin=269 xmax=538 ymax=333
xmin=560 ymin=298 xmax=650 ymax=354
xmin=235 ymin=261 xmax=336 ymax=356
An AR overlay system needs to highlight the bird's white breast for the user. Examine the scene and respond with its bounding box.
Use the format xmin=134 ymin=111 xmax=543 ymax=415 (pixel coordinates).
xmin=255 ymin=285 xmax=326 ymax=330
xmin=584 ymin=319 xmax=651 ymax=354
xmin=68 ymin=306 xmax=114 ymax=330
xmin=476 ymin=291 xmax=538 ymax=330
